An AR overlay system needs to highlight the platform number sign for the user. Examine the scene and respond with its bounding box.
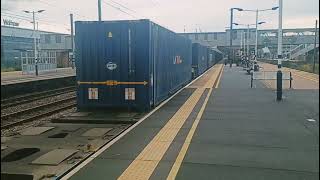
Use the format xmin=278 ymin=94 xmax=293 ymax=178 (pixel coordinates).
xmin=125 ymin=88 xmax=135 ymax=100
xmin=88 ymin=88 xmax=98 ymax=100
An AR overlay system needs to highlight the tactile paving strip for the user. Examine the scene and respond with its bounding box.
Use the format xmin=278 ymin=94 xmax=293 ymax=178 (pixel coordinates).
xmin=118 ymin=88 xmax=205 ymax=180
xmin=118 ymin=65 xmax=223 ymax=180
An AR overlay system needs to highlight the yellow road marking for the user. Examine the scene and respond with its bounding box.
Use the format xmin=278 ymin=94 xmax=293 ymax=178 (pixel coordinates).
xmin=117 ymin=65 xmax=223 ymax=180
xmin=167 ymin=65 xmax=223 ymax=179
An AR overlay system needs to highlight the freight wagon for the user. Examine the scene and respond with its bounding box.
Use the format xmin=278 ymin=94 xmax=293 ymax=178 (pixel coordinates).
xmin=213 ymin=48 xmax=223 ymax=63
xmin=192 ymin=43 xmax=208 ymax=78
xmin=207 ymin=47 xmax=215 ymax=68
xmin=208 ymin=47 xmax=223 ymax=67
xmin=75 ymin=20 xmax=192 ymax=111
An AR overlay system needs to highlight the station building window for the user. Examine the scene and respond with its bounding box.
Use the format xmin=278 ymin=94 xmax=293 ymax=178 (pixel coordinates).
xmin=55 ymin=35 xmax=61 ymax=43
xmin=204 ymin=34 xmax=208 ymax=40
xmin=232 ymin=31 xmax=237 ymax=40
xmin=214 ymin=33 xmax=218 ymax=40
xmin=45 ymin=34 xmax=51 ymax=43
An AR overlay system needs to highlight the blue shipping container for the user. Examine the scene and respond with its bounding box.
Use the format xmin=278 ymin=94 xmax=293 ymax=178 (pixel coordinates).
xmin=192 ymin=43 xmax=208 ymax=78
xmin=75 ymin=19 xmax=192 ymax=111
xmin=207 ymin=48 xmax=215 ymax=68
xmin=213 ymin=48 xmax=223 ymax=63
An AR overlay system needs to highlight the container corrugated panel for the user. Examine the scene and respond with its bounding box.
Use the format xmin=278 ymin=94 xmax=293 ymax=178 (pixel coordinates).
xmin=213 ymin=49 xmax=223 ymax=63
xmin=207 ymin=48 xmax=215 ymax=68
xmin=192 ymin=43 xmax=208 ymax=77
xmin=75 ymin=19 xmax=192 ymax=111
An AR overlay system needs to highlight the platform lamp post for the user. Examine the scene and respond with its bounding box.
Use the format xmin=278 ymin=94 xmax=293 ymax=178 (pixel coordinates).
xmin=233 ymin=23 xmax=256 ymax=57
xmin=234 ymin=22 xmax=266 ymax=70
xmin=230 ymin=8 xmax=243 ymax=66
xmin=23 ymin=9 xmax=45 ymax=76
xmin=254 ymin=21 xmax=266 ymax=61
xmin=277 ymin=0 xmax=283 ymax=68
xmin=236 ymin=7 xmax=279 ymax=62
xmin=240 ymin=30 xmax=243 ymax=57
xmin=313 ymin=20 xmax=318 ymax=73
xmin=98 ymin=0 xmax=102 ymax=21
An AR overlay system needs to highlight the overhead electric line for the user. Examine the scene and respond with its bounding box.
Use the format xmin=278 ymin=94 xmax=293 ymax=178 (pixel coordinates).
xmin=101 ymin=0 xmax=138 ymax=18
xmin=38 ymin=0 xmax=92 ymax=20
xmin=1 ymin=12 xmax=70 ymax=29
xmin=109 ymin=0 xmax=137 ymax=13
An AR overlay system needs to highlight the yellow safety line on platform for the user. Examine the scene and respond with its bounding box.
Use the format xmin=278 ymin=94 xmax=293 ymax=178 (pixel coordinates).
xmin=283 ymin=67 xmax=319 ymax=79
xmin=118 ymin=88 xmax=205 ymax=180
xmin=260 ymin=62 xmax=319 ymax=83
xmin=215 ymin=65 xmax=224 ymax=88
xmin=292 ymin=73 xmax=319 ymax=83
xmin=117 ymin=65 xmax=223 ymax=180
xmin=167 ymin=65 xmax=223 ymax=180
xmin=203 ymin=65 xmax=222 ymax=88
xmin=167 ymin=88 xmax=213 ymax=180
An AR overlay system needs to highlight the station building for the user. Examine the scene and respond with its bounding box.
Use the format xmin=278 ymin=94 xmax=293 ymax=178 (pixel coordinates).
xmin=1 ymin=25 xmax=72 ymax=71
xmin=180 ymin=28 xmax=319 ymax=60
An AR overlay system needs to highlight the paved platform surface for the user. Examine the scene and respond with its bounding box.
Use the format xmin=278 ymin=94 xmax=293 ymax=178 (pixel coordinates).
xmin=63 ymin=65 xmax=319 ymax=180
xmin=258 ymin=62 xmax=319 ymax=90
xmin=1 ymin=68 xmax=76 ymax=85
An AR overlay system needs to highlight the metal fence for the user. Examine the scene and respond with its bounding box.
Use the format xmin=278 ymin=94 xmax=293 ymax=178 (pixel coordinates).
xmin=21 ymin=51 xmax=57 ymax=75
xmin=251 ymin=71 xmax=293 ymax=88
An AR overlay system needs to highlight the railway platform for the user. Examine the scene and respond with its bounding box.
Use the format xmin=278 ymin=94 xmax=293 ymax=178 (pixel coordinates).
xmin=1 ymin=68 xmax=76 ymax=99
xmin=1 ymin=67 xmax=75 ymax=85
xmin=61 ymin=64 xmax=319 ymax=180
xmin=258 ymin=62 xmax=319 ymax=90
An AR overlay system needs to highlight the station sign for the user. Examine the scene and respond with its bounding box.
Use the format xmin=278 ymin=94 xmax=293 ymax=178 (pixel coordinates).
xmin=3 ymin=19 xmax=19 ymax=27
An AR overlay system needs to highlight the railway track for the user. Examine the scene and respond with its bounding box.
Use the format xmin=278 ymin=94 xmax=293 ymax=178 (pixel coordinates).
xmin=1 ymin=86 xmax=76 ymax=109
xmin=1 ymin=96 xmax=77 ymax=129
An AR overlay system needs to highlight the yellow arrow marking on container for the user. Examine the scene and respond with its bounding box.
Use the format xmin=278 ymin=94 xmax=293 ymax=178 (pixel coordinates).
xmin=77 ymin=80 xmax=148 ymax=86
xmin=117 ymin=81 xmax=148 ymax=85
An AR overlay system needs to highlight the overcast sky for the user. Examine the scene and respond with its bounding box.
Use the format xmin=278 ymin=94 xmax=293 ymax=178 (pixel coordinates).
xmin=1 ymin=0 xmax=319 ymax=34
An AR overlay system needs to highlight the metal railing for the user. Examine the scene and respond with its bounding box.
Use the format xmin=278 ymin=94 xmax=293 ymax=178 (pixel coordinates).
xmin=21 ymin=51 xmax=57 ymax=75
xmin=251 ymin=70 xmax=293 ymax=88
xmin=289 ymin=44 xmax=319 ymax=59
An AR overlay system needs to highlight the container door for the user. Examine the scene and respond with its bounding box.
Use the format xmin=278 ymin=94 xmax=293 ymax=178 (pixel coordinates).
xmin=101 ymin=24 xmax=123 ymax=106
xmin=152 ymin=24 xmax=158 ymax=107
xmin=126 ymin=27 xmax=137 ymax=107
